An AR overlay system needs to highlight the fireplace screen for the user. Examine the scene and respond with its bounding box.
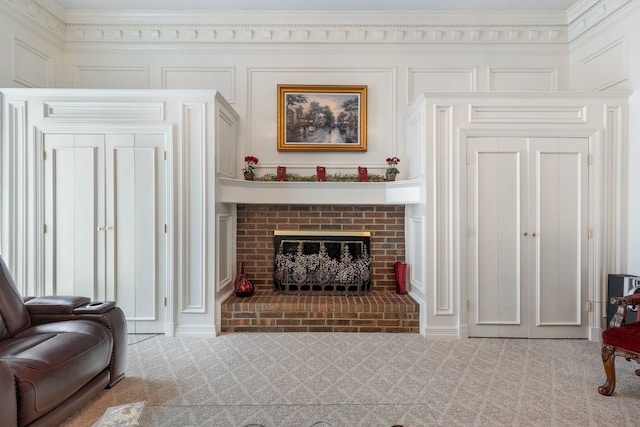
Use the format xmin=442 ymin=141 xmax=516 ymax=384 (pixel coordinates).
xmin=273 ymin=231 xmax=371 ymax=294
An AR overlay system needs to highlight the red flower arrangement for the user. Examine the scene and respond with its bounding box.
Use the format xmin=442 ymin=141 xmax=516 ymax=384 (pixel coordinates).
xmin=243 ymin=155 xmax=259 ymax=174
xmin=385 ymin=156 xmax=400 ymax=174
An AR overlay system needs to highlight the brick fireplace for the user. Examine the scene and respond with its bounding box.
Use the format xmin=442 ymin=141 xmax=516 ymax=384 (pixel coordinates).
xmin=220 ymin=204 xmax=419 ymax=333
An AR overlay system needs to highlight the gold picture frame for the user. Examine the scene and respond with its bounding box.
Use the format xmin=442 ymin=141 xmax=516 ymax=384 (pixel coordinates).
xmin=277 ymin=84 xmax=367 ymax=151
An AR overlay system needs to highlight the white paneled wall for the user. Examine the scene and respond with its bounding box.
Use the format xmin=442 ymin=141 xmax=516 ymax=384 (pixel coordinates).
xmin=2 ymin=0 xmax=640 ymax=337
xmin=569 ymin=0 xmax=640 ymax=278
xmin=60 ymin=47 xmax=569 ymax=179
xmin=0 ymin=2 xmax=576 ymax=181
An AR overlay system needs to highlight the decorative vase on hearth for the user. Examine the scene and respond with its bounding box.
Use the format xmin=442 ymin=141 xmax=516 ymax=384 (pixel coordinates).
xmin=386 ymin=173 xmax=397 ymax=182
xmin=394 ymin=261 xmax=407 ymax=295
xmin=243 ymin=172 xmax=255 ymax=181
xmin=234 ymin=262 xmax=254 ymax=297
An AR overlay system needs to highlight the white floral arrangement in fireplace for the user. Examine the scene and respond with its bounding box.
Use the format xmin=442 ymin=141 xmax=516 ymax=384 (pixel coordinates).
xmin=274 ymin=242 xmax=371 ymax=291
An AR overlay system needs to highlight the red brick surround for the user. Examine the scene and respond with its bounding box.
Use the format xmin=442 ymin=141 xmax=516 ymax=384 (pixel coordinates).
xmin=236 ymin=204 xmax=406 ymax=292
xmin=221 ymin=204 xmax=419 ymax=333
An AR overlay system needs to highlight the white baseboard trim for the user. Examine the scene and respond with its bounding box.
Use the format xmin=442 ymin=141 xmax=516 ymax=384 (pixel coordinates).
xmin=174 ymin=325 xmax=218 ymax=337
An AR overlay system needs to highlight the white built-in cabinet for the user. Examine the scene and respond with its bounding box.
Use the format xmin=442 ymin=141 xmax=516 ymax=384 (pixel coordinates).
xmin=0 ymin=89 xmax=239 ymax=337
xmin=405 ymin=93 xmax=628 ymax=341
xmin=466 ymin=137 xmax=588 ymax=338
xmin=43 ymin=133 xmax=167 ymax=333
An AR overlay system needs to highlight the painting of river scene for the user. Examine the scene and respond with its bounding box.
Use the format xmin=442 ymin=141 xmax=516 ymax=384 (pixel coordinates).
xmin=277 ymin=84 xmax=367 ymax=151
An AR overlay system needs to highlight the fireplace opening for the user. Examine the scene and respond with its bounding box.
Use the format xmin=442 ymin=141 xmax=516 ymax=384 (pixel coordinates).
xmin=273 ymin=231 xmax=371 ymax=294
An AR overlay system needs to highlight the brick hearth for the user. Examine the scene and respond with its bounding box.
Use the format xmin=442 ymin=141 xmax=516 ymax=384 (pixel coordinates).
xmin=221 ymin=290 xmax=419 ymax=333
xmin=221 ymin=204 xmax=420 ymax=333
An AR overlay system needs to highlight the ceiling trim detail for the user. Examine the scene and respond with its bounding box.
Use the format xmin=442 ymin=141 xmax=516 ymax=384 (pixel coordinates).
xmin=1 ymin=0 xmax=66 ymax=41
xmin=568 ymin=0 xmax=636 ymax=41
xmin=4 ymin=0 xmax=636 ymax=46
xmin=64 ymin=24 xmax=568 ymax=46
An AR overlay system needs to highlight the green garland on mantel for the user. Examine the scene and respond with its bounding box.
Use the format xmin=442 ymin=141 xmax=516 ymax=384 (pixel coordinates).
xmin=255 ymin=173 xmax=387 ymax=182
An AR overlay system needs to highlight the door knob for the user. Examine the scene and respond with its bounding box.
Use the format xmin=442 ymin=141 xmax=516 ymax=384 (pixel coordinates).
xmin=524 ymin=232 xmax=528 ymax=236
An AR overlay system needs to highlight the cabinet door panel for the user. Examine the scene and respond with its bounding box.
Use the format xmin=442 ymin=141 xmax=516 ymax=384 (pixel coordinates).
xmin=529 ymin=138 xmax=588 ymax=337
xmin=106 ymin=133 xmax=166 ymax=333
xmin=44 ymin=134 xmax=105 ymax=298
xmin=468 ymin=137 xmax=528 ymax=337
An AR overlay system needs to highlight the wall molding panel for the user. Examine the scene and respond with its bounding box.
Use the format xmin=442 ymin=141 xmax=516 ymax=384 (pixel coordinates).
xmin=161 ymin=67 xmax=235 ymax=103
xmin=246 ymin=67 xmax=396 ymax=176
xmin=434 ymin=106 xmax=454 ymax=317
xmin=73 ymin=66 xmax=150 ymax=89
xmin=215 ymin=106 xmax=238 ymax=179
xmin=469 ymin=105 xmax=588 ymax=124
xmin=407 ymin=67 xmax=477 ymax=102
xmin=579 ymin=36 xmax=627 ymax=91
xmin=408 ymin=216 xmax=426 ymax=295
xmin=487 ymin=67 xmax=558 ymax=92
xmin=43 ymin=101 xmax=164 ymax=120
xmin=181 ymin=102 xmax=207 ymax=314
xmin=12 ymin=37 xmax=52 ymax=87
xmin=215 ymin=213 xmax=234 ymax=293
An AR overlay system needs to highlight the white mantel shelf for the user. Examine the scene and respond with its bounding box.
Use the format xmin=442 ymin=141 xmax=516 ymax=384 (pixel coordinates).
xmin=217 ymin=178 xmax=423 ymax=205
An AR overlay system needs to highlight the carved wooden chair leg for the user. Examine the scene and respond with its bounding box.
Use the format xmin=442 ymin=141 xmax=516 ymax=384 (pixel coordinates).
xmin=599 ymin=344 xmax=616 ymax=396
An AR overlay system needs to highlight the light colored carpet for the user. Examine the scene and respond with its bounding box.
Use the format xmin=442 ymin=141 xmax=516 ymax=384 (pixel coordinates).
xmin=61 ymin=333 xmax=640 ymax=426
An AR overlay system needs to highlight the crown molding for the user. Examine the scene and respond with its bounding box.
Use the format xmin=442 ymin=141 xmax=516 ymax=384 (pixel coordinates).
xmin=61 ymin=10 xmax=569 ymax=46
xmin=63 ymin=24 xmax=568 ymax=46
xmin=14 ymin=1 xmax=639 ymax=46
xmin=1 ymin=0 xmax=66 ymax=41
xmin=63 ymin=10 xmax=568 ymax=27
xmin=0 ymin=1 xmax=571 ymax=46
xmin=568 ymin=0 xmax=637 ymax=41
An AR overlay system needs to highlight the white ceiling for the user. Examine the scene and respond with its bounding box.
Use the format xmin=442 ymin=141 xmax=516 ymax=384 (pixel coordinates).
xmin=50 ymin=0 xmax=581 ymax=12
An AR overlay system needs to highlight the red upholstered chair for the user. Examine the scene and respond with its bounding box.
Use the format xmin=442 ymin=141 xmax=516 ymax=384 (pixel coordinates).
xmin=599 ymin=293 xmax=640 ymax=395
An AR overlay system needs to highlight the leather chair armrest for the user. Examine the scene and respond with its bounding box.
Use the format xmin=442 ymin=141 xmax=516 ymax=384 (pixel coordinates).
xmin=25 ymin=296 xmax=92 ymax=315
xmin=0 ymin=361 xmax=18 ymax=427
xmin=73 ymin=301 xmax=116 ymax=314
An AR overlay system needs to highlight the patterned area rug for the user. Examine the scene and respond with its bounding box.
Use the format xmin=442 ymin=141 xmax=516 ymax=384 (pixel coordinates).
xmin=61 ymin=333 xmax=640 ymax=426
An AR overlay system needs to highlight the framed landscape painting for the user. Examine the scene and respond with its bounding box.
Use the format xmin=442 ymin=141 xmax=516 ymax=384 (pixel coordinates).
xmin=277 ymin=84 xmax=367 ymax=151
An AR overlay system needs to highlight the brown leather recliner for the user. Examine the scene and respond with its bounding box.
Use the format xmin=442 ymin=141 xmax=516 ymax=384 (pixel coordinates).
xmin=0 ymin=256 xmax=127 ymax=427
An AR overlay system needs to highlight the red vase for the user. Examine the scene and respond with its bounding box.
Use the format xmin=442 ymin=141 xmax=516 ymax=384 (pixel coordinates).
xmin=394 ymin=261 xmax=407 ymax=295
xmin=234 ymin=263 xmax=254 ymax=297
